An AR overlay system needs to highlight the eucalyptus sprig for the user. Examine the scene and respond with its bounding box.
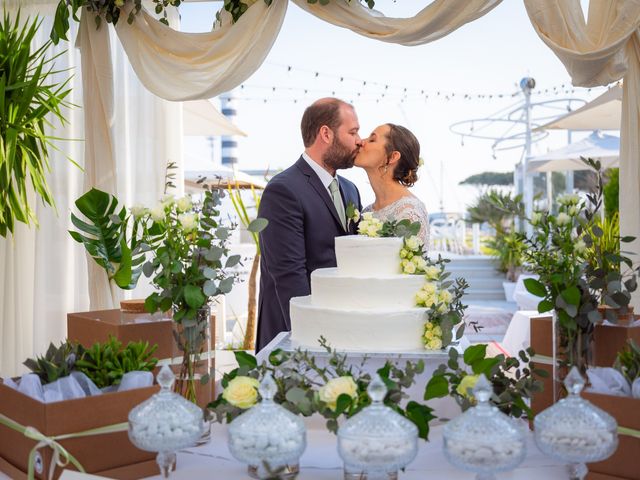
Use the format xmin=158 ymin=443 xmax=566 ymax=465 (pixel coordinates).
xmin=209 ymin=338 xmax=436 ymax=440
xmin=425 ymin=344 xmax=547 ymax=421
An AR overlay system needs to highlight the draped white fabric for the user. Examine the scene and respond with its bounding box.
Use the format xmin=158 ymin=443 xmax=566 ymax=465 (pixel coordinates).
xmin=291 ymin=0 xmax=502 ymax=46
xmin=0 ymin=2 xmax=89 ymax=378
xmin=524 ymin=0 xmax=640 ymax=308
xmin=0 ymin=1 xmax=179 ymax=377
xmin=114 ymin=0 xmax=288 ymax=101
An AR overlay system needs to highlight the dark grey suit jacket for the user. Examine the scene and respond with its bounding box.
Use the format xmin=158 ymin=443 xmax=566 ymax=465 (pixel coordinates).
xmin=256 ymin=157 xmax=361 ymax=351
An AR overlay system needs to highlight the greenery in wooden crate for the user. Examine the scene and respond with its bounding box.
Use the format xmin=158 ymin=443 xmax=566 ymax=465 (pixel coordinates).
xmin=23 ymin=341 xmax=82 ymax=384
xmin=0 ymin=11 xmax=73 ymax=237
xmin=74 ymin=336 xmax=158 ymax=388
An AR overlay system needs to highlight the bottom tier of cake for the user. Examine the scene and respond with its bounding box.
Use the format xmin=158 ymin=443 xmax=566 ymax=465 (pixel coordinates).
xmin=289 ymin=296 xmax=428 ymax=352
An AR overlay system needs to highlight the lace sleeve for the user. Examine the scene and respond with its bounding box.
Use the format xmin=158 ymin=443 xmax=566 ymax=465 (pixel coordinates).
xmin=390 ymin=198 xmax=430 ymax=251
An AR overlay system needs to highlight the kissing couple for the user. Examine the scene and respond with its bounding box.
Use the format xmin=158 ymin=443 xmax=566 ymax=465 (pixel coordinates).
xmin=256 ymin=97 xmax=429 ymax=351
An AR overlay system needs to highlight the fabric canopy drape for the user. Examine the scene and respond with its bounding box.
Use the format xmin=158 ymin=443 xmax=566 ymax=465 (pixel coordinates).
xmin=291 ymin=0 xmax=502 ymax=46
xmin=114 ymin=1 xmax=289 ymax=101
xmin=0 ymin=0 xmax=180 ymax=377
xmin=525 ymin=0 xmax=640 ymax=308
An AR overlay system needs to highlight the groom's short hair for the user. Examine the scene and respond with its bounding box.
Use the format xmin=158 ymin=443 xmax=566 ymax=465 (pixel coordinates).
xmin=301 ymin=98 xmax=352 ymax=148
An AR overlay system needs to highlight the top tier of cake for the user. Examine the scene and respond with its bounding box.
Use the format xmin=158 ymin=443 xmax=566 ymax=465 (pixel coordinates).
xmin=335 ymin=235 xmax=403 ymax=276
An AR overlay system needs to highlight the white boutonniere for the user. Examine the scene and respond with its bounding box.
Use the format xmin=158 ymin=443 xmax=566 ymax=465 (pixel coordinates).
xmin=345 ymin=202 xmax=360 ymax=230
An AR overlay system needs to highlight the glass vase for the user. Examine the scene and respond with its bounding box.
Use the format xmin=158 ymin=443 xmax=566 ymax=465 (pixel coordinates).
xmin=173 ymin=305 xmax=212 ymax=403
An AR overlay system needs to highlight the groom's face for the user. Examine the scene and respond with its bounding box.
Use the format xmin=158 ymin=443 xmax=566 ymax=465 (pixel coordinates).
xmin=323 ymin=105 xmax=361 ymax=171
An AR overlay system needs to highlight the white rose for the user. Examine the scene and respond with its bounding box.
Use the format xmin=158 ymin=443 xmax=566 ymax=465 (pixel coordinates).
xmin=438 ymin=289 xmax=453 ymax=305
xmin=403 ymin=262 xmax=416 ymax=274
xmin=160 ymin=194 xmax=175 ymax=207
xmin=150 ymin=205 xmax=165 ymax=222
xmin=422 ymin=282 xmax=437 ymax=295
xmin=130 ymin=204 xmax=146 ymax=219
xmin=424 ymin=266 xmax=440 ymax=281
xmin=178 ymin=213 xmax=198 ymax=232
xmin=557 ymin=193 xmax=579 ymax=206
xmin=352 ymin=209 xmax=360 ymax=220
xmin=530 ymin=212 xmax=542 ymax=226
xmin=567 ymin=205 xmax=578 ymax=216
xmin=176 ymin=196 xmax=192 ymax=213
xmin=405 ymin=235 xmax=422 ymax=252
xmin=413 ymin=257 xmax=427 ymax=271
xmin=432 ymin=325 xmax=442 ymax=337
xmin=366 ymin=225 xmax=380 ymax=237
xmin=362 ymin=212 xmax=374 ymax=221
xmin=319 ymin=377 xmax=358 ymax=411
xmin=556 ymin=212 xmax=571 ymax=226
xmin=427 ymin=338 xmax=443 ymax=350
xmin=574 ymin=239 xmax=587 ymax=254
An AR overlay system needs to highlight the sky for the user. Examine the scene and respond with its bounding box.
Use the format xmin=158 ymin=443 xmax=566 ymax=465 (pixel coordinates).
xmin=180 ymin=0 xmax=609 ymax=214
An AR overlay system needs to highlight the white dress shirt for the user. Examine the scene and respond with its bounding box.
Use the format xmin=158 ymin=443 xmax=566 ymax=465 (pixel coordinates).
xmin=302 ymin=152 xmax=338 ymax=196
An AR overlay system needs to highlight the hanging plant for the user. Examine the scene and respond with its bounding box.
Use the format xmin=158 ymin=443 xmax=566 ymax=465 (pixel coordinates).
xmin=0 ymin=11 xmax=73 ymax=237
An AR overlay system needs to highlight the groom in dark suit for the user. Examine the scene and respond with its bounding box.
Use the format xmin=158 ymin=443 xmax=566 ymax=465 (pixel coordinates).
xmin=256 ymin=98 xmax=362 ymax=351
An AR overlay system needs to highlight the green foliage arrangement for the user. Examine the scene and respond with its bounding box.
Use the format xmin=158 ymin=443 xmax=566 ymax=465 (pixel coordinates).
xmin=424 ymin=344 xmax=546 ymax=420
xmin=52 ymin=0 xmax=378 ymax=44
xmin=0 ymin=11 xmax=73 ymax=237
xmin=209 ymin=339 xmax=436 ymax=440
xmin=23 ymin=341 xmax=82 ymax=384
xmin=469 ymin=190 xmax=525 ymax=282
xmin=52 ymin=0 xmax=181 ymax=43
xmin=74 ymin=336 xmax=158 ymax=388
xmin=69 ymin=188 xmax=156 ymax=290
xmin=513 ymin=158 xmax=638 ymax=372
xmin=23 ymin=337 xmax=158 ymax=388
xmin=614 ymin=340 xmax=640 ymax=385
xmin=603 ymin=168 xmax=619 ymax=218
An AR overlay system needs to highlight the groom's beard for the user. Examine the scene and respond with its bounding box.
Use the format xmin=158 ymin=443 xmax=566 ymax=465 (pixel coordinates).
xmin=323 ymin=137 xmax=359 ymax=171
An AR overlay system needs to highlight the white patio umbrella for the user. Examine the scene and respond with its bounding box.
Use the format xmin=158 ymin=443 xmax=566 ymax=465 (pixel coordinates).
xmin=536 ymin=85 xmax=622 ymax=131
xmin=183 ymin=99 xmax=247 ymax=137
xmin=528 ymin=131 xmax=619 ymax=172
xmin=184 ymin=166 xmax=266 ymax=191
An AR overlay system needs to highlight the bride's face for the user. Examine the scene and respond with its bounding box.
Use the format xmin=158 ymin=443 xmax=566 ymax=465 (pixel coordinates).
xmin=355 ymin=124 xmax=391 ymax=170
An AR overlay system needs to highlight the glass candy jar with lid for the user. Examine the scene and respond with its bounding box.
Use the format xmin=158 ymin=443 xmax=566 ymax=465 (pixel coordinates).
xmin=534 ymin=367 xmax=618 ymax=480
xmin=443 ymin=374 xmax=526 ymax=480
xmin=128 ymin=365 xmax=205 ymax=478
xmin=227 ymin=372 xmax=306 ymax=479
xmin=337 ymin=374 xmax=418 ymax=480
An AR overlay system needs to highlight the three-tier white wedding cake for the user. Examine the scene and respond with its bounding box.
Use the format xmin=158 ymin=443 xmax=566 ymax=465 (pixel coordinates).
xmin=290 ymin=235 xmax=427 ymax=351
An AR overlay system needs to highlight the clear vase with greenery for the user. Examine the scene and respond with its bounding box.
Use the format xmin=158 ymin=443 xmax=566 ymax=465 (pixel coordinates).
xmin=70 ymin=179 xmax=268 ymax=403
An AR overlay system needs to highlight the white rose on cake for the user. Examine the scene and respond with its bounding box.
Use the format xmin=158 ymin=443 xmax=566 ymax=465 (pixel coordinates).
xmin=404 ymin=235 xmax=422 ymax=252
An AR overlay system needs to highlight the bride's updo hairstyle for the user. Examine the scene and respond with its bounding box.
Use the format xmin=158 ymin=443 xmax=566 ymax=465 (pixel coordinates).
xmin=384 ymin=124 xmax=421 ymax=187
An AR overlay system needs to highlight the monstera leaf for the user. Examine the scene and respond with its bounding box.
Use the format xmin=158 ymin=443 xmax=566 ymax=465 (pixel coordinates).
xmin=69 ymin=188 xmax=144 ymax=289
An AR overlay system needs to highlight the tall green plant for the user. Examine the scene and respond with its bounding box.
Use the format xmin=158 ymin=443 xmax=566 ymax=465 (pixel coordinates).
xmin=603 ymin=168 xmax=619 ymax=218
xmin=227 ymin=183 xmax=267 ymax=351
xmin=0 ymin=11 xmax=72 ymax=237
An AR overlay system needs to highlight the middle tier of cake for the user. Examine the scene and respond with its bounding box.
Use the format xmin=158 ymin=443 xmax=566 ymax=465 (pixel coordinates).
xmin=310 ymin=268 xmax=425 ymax=309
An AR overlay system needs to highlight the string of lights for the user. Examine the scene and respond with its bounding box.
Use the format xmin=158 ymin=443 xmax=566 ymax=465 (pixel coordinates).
xmin=246 ymin=61 xmax=602 ymax=100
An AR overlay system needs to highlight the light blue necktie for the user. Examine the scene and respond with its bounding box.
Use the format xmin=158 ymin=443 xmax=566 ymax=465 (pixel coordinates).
xmin=329 ymin=179 xmax=346 ymax=229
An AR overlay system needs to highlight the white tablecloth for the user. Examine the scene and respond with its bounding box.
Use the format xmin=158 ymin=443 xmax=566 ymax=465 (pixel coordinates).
xmin=500 ymin=310 xmax=545 ymax=357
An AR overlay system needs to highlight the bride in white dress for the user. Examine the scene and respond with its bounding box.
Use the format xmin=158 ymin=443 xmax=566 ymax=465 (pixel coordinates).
xmin=355 ymin=123 xmax=430 ymax=247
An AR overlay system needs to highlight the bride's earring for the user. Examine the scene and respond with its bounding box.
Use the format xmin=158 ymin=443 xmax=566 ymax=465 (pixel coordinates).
xmin=383 ymin=164 xmax=388 ymax=175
